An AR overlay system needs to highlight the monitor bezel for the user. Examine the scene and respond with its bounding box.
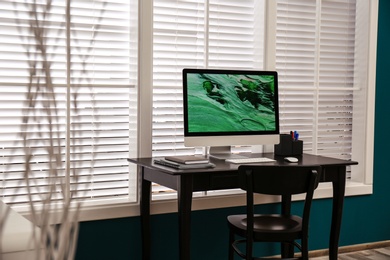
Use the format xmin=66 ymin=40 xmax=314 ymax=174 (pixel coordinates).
xmin=182 ymin=68 xmax=280 ymax=141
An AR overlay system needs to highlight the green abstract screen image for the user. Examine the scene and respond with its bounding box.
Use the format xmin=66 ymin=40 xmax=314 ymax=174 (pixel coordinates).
xmin=186 ymin=72 xmax=277 ymax=134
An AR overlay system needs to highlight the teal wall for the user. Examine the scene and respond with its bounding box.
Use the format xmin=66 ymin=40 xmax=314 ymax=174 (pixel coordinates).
xmin=75 ymin=1 xmax=390 ymax=259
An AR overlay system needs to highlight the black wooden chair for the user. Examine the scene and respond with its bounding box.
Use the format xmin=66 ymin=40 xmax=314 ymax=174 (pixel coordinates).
xmin=227 ymin=165 xmax=321 ymax=260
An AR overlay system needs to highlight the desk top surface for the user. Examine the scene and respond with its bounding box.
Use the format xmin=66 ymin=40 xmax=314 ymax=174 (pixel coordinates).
xmin=128 ymin=153 xmax=358 ymax=176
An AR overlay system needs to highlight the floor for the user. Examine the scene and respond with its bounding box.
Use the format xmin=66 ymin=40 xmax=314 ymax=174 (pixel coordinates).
xmin=312 ymin=246 xmax=390 ymax=260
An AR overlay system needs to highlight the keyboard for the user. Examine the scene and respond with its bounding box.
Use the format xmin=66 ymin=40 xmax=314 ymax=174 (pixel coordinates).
xmin=225 ymin=157 xmax=276 ymax=164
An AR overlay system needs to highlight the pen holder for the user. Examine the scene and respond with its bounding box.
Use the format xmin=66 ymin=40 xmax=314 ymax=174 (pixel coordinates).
xmin=274 ymin=134 xmax=303 ymax=156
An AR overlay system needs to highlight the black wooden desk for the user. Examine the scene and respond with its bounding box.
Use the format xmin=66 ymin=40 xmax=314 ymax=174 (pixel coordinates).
xmin=128 ymin=153 xmax=358 ymax=260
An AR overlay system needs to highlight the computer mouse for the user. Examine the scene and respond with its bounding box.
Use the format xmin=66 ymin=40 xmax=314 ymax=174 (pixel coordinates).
xmin=284 ymin=157 xmax=298 ymax=163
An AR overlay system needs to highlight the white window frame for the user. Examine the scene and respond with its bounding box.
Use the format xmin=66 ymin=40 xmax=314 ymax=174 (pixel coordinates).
xmin=13 ymin=0 xmax=377 ymax=223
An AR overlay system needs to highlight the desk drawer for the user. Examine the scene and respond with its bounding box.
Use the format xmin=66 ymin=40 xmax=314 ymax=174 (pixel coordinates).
xmin=209 ymin=173 xmax=239 ymax=190
xmin=191 ymin=173 xmax=239 ymax=191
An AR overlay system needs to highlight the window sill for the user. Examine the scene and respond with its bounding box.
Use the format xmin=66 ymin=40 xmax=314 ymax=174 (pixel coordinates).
xmin=17 ymin=180 xmax=372 ymax=224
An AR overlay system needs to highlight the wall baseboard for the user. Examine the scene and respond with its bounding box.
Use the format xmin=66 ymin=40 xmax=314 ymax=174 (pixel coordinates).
xmin=309 ymin=240 xmax=390 ymax=257
xmin=267 ymin=241 xmax=390 ymax=258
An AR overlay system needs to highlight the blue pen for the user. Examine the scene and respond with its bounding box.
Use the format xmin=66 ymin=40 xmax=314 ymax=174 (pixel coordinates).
xmin=294 ymin=131 xmax=299 ymax=141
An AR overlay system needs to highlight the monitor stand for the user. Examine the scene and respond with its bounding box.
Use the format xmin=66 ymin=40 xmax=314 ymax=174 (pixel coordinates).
xmin=208 ymin=146 xmax=248 ymax=160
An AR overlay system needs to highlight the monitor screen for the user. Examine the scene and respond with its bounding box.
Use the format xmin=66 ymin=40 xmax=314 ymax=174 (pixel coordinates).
xmin=183 ymin=68 xmax=280 ymax=154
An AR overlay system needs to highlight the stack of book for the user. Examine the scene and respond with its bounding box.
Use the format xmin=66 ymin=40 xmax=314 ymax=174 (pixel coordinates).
xmin=153 ymin=155 xmax=215 ymax=169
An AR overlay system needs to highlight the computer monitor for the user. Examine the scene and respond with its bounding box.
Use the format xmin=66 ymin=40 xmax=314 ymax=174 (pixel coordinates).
xmin=182 ymin=68 xmax=280 ymax=159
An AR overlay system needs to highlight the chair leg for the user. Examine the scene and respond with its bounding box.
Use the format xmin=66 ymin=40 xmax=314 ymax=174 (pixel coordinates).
xmin=281 ymin=242 xmax=294 ymax=258
xmin=246 ymin=238 xmax=253 ymax=260
xmin=228 ymin=230 xmax=235 ymax=260
xmin=301 ymin=237 xmax=309 ymax=260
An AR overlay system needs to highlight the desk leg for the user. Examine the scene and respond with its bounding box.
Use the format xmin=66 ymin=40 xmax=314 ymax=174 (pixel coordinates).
xmin=329 ymin=167 xmax=346 ymax=260
xmin=178 ymin=175 xmax=193 ymax=260
xmin=140 ymin=168 xmax=151 ymax=260
xmin=281 ymin=195 xmax=294 ymax=258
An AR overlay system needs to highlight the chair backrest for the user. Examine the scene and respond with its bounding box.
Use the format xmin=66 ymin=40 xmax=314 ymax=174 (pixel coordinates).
xmin=238 ymin=165 xmax=321 ymax=224
xmin=238 ymin=165 xmax=321 ymax=197
xmin=236 ymin=165 xmax=321 ymax=260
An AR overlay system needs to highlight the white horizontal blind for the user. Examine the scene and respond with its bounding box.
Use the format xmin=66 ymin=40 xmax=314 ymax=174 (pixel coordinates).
xmin=207 ymin=1 xmax=263 ymax=69
xmin=152 ymin=0 xmax=264 ymax=158
xmin=276 ymin=0 xmax=356 ymax=160
xmin=152 ymin=0 xmax=205 ymax=157
xmin=69 ymin=85 xmax=137 ymax=202
xmin=0 ymin=1 xmax=137 ymax=206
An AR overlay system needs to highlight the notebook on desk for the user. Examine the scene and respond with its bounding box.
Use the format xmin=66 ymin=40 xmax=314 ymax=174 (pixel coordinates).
xmin=154 ymin=159 xmax=215 ymax=169
xmin=164 ymin=155 xmax=209 ymax=164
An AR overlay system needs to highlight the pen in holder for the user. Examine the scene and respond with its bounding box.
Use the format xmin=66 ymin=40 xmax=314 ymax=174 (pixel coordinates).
xmin=274 ymin=134 xmax=303 ymax=156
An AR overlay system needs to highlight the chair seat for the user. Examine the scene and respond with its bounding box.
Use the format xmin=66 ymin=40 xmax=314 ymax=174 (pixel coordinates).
xmin=228 ymin=214 xmax=303 ymax=242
